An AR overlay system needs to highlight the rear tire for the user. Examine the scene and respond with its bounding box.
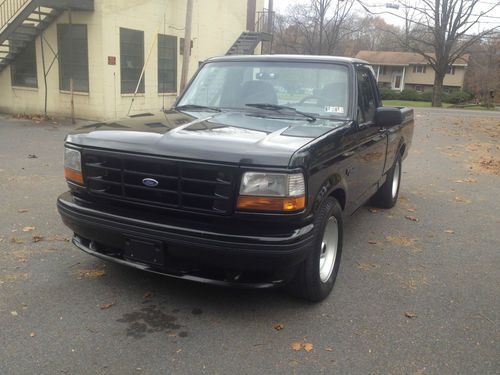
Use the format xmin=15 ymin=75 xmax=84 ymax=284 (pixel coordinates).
xmin=287 ymin=197 xmax=343 ymax=302
xmin=371 ymin=154 xmax=402 ymax=209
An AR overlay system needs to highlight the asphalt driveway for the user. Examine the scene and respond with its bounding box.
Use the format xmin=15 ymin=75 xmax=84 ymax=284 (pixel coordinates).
xmin=0 ymin=109 xmax=499 ymax=374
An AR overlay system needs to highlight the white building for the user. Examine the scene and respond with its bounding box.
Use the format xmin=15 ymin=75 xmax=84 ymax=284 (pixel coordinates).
xmin=0 ymin=0 xmax=270 ymax=120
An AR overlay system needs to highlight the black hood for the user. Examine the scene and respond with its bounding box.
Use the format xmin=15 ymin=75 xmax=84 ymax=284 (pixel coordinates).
xmin=66 ymin=110 xmax=347 ymax=167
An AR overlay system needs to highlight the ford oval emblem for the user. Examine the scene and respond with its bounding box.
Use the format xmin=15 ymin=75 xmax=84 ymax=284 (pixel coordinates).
xmin=142 ymin=178 xmax=159 ymax=187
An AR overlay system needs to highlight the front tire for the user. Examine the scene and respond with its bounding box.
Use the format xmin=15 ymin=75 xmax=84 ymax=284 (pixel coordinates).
xmin=287 ymin=197 xmax=343 ymax=302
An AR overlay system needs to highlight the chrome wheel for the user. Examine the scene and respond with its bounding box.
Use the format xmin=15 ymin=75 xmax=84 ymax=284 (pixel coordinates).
xmin=319 ymin=216 xmax=338 ymax=283
xmin=391 ymin=159 xmax=400 ymax=199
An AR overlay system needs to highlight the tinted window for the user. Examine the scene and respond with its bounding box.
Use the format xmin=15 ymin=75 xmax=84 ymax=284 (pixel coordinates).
xmin=357 ymin=69 xmax=377 ymax=123
xmin=11 ymin=40 xmax=37 ymax=88
xmin=158 ymin=34 xmax=177 ymax=93
xmin=120 ymin=28 xmax=144 ymax=93
xmin=179 ymin=61 xmax=350 ymax=118
xmin=57 ymin=24 xmax=89 ymax=92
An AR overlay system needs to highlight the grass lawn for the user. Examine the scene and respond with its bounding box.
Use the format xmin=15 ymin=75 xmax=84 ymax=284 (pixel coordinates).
xmin=383 ymin=100 xmax=453 ymax=108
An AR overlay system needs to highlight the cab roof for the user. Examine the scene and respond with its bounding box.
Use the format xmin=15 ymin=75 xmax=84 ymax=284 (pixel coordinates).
xmin=207 ymin=54 xmax=369 ymax=65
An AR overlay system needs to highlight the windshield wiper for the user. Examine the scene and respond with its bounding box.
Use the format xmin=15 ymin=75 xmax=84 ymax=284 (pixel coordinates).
xmin=174 ymin=104 xmax=221 ymax=112
xmin=245 ymin=103 xmax=317 ymax=122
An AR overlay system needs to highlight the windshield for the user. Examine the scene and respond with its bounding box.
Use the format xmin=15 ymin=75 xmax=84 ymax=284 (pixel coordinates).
xmin=177 ymin=61 xmax=350 ymax=118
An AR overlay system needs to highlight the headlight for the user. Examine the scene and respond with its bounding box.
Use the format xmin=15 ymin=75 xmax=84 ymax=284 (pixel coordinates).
xmin=237 ymin=172 xmax=305 ymax=212
xmin=64 ymin=147 xmax=83 ymax=185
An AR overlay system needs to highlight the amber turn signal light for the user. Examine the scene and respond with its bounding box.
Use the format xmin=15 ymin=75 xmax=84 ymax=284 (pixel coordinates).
xmin=236 ymin=195 xmax=305 ymax=212
xmin=64 ymin=167 xmax=84 ymax=185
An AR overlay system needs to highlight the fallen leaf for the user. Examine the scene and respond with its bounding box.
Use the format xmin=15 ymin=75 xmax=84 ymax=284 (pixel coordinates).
xmin=22 ymin=226 xmax=35 ymax=232
xmin=143 ymin=292 xmax=153 ymax=300
xmin=453 ymin=196 xmax=471 ymax=204
xmin=367 ymin=240 xmax=378 ymax=245
xmin=444 ymin=229 xmax=454 ymax=234
xmin=404 ymin=311 xmax=417 ymax=319
xmin=77 ymin=269 xmax=106 ymax=278
xmin=100 ymin=302 xmax=114 ymax=310
xmin=405 ymin=216 xmax=419 ymax=222
xmin=274 ymin=323 xmax=284 ymax=331
xmin=10 ymin=236 xmax=24 ymax=244
xmin=30 ymin=332 xmax=36 ymax=337
xmin=18 ymin=209 xmax=29 ymax=213
xmin=407 ymin=208 xmax=416 ymax=212
xmin=303 ymin=343 xmax=314 ymax=352
xmin=290 ymin=341 xmax=302 ymax=351
xmin=357 ymin=262 xmax=380 ymax=271
xmin=325 ymin=347 xmax=334 ymax=352
xmin=368 ymin=208 xmax=378 ymax=213
xmin=11 ymin=311 xmax=18 ymax=316
xmin=32 ymin=235 xmax=44 ymax=242
xmin=27 ymin=154 xmax=38 ymax=159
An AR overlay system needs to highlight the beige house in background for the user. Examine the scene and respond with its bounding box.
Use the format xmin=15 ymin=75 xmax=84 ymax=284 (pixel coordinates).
xmin=355 ymin=50 xmax=468 ymax=93
xmin=0 ymin=0 xmax=268 ymax=120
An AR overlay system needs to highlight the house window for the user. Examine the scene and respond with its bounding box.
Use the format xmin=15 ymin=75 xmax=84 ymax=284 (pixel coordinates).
xmin=447 ymin=66 xmax=456 ymax=75
xmin=11 ymin=40 xmax=37 ymax=88
xmin=412 ymin=65 xmax=426 ymax=74
xmin=57 ymin=24 xmax=89 ymax=92
xmin=158 ymin=34 xmax=177 ymax=93
xmin=415 ymin=85 xmax=423 ymax=92
xmin=120 ymin=28 xmax=144 ymax=94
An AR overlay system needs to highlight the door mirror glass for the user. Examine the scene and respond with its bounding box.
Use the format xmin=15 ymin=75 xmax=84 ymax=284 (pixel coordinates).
xmin=374 ymin=107 xmax=403 ymax=127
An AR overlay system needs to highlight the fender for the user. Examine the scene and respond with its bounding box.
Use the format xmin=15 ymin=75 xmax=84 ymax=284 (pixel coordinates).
xmin=311 ymin=173 xmax=347 ymax=215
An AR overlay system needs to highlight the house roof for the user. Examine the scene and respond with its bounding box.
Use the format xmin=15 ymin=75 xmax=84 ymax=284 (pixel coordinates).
xmin=355 ymin=51 xmax=469 ymax=66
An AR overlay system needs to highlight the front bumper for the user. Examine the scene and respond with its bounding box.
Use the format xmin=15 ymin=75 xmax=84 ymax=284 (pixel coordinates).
xmin=57 ymin=192 xmax=315 ymax=287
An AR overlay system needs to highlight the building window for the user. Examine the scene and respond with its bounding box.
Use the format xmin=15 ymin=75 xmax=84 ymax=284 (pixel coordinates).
xmin=158 ymin=34 xmax=177 ymax=93
xmin=380 ymin=66 xmax=387 ymax=75
xmin=120 ymin=28 xmax=144 ymax=94
xmin=412 ymin=65 xmax=426 ymax=74
xmin=11 ymin=40 xmax=37 ymax=88
xmin=415 ymin=85 xmax=423 ymax=92
xmin=57 ymin=24 xmax=89 ymax=92
xmin=447 ymin=66 xmax=456 ymax=75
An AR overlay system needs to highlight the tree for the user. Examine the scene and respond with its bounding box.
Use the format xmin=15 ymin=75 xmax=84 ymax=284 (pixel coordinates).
xmin=464 ymin=34 xmax=500 ymax=107
xmin=377 ymin=0 xmax=500 ymax=107
xmin=273 ymin=0 xmax=355 ymax=55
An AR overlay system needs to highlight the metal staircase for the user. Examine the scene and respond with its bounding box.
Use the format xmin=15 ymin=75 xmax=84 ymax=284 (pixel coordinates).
xmin=226 ymin=31 xmax=272 ymax=55
xmin=226 ymin=10 xmax=273 ymax=56
xmin=0 ymin=0 xmax=93 ymax=72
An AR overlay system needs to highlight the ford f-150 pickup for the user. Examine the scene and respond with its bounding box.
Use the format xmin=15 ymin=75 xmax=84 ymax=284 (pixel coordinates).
xmin=57 ymin=55 xmax=414 ymax=301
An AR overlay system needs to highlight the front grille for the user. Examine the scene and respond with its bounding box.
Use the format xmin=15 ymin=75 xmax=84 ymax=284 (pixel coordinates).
xmin=82 ymin=150 xmax=238 ymax=215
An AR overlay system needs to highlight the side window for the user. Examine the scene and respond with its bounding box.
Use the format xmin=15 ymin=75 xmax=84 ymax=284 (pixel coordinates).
xmin=356 ymin=69 xmax=377 ymax=123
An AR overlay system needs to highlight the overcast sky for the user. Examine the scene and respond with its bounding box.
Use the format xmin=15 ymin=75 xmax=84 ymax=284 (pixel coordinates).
xmin=271 ymin=0 xmax=499 ymax=32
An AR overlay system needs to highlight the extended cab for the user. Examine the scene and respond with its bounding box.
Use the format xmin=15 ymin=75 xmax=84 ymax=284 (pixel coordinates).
xmin=57 ymin=55 xmax=414 ymax=301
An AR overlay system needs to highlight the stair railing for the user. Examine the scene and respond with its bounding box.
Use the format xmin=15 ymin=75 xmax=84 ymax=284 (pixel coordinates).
xmin=255 ymin=9 xmax=274 ymax=34
xmin=0 ymin=0 xmax=30 ymax=32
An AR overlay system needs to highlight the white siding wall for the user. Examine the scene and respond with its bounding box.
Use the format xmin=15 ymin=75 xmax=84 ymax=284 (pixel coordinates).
xmin=0 ymin=0 xmax=264 ymax=120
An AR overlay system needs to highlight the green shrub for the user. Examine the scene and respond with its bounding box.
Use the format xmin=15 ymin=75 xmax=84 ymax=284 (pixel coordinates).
xmin=400 ymin=89 xmax=420 ymax=101
xmin=443 ymin=91 xmax=472 ymax=104
xmin=420 ymin=91 xmax=433 ymax=102
xmin=379 ymin=87 xmax=400 ymax=100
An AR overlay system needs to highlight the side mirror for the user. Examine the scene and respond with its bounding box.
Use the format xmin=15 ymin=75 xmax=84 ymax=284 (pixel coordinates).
xmin=374 ymin=107 xmax=403 ymax=127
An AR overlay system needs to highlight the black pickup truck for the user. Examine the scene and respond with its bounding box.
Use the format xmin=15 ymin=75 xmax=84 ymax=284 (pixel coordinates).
xmin=58 ymin=55 xmax=413 ymax=301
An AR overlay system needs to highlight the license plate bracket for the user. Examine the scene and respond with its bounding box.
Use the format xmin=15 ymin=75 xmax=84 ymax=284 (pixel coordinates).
xmin=124 ymin=237 xmax=164 ymax=266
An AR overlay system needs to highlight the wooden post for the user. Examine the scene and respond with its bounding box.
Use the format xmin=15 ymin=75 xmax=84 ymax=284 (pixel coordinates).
xmin=68 ymin=8 xmax=75 ymax=124
xmin=247 ymin=0 xmax=256 ymax=31
xmin=180 ymin=0 xmax=193 ymax=92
